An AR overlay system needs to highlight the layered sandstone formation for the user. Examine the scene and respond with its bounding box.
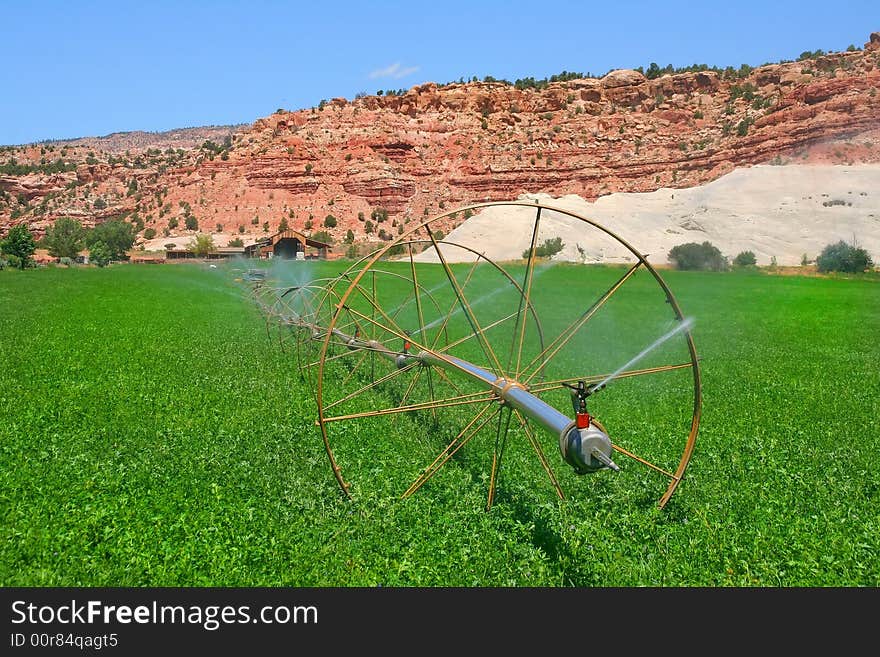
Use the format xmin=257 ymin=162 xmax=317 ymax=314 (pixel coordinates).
xmin=2 ymin=33 xmax=879 ymax=248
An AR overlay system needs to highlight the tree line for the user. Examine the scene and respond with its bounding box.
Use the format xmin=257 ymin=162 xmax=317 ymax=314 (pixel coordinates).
xmin=0 ymin=218 xmax=135 ymax=269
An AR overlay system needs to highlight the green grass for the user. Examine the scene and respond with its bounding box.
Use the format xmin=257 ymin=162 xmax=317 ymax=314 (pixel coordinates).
xmin=1 ymin=263 xmax=878 ymax=586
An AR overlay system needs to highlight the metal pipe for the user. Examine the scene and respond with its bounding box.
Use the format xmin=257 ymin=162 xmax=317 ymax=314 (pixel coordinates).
xmin=417 ymin=351 xmax=576 ymax=443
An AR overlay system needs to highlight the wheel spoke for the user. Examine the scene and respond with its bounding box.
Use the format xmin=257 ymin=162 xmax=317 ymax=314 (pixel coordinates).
xmin=426 ymin=226 xmax=505 ymax=375
xmin=321 ymin=390 xmax=496 ymax=424
xmin=402 ymin=402 xmax=499 ymax=499
xmin=509 ymin=206 xmax=542 ymax=378
xmin=391 ymin=365 xmax=425 ymax=424
xmin=435 ymin=310 xmax=519 ymax=355
xmin=610 ymin=442 xmax=676 ymax=479
xmin=527 ymin=362 xmax=695 ymax=394
xmin=427 ymin=256 xmax=482 ymax=349
xmin=408 ymin=244 xmax=428 ymax=343
xmin=339 ymin=348 xmax=371 ymax=388
xmin=425 ymin=367 xmax=437 ymax=420
xmin=430 ymin=366 xmax=464 ymax=396
xmin=486 ymin=406 xmax=513 ymax=511
xmin=343 ymin=278 xmax=418 ymax=353
xmin=521 ymin=261 xmax=643 ymax=385
xmin=340 ymin=306 xmax=498 ymax=385
xmin=324 ymin=361 xmax=420 ymax=411
xmin=512 ymin=409 xmax=565 ymax=500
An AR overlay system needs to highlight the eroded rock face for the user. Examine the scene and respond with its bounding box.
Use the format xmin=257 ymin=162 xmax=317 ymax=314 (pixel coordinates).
xmin=3 ymin=34 xmax=880 ymax=244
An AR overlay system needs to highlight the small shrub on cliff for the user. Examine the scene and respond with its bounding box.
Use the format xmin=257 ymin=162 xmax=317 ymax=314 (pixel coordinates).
xmin=736 ymin=117 xmax=754 ymax=137
xmin=523 ymin=237 xmax=564 ymax=259
xmin=311 ymin=230 xmax=333 ymax=245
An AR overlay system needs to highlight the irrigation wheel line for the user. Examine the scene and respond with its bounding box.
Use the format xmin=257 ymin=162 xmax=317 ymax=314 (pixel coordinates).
xmin=313 ymin=200 xmax=701 ymax=510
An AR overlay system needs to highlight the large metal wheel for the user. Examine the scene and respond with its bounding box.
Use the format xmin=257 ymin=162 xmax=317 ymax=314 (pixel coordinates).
xmin=315 ymin=201 xmax=702 ymax=510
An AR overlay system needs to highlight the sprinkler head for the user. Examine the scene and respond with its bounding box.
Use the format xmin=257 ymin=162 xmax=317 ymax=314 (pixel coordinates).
xmin=560 ymin=422 xmax=620 ymax=474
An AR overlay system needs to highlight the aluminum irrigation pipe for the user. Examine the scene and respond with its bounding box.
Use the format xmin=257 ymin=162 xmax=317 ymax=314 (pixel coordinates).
xmin=307 ymin=315 xmax=619 ymax=474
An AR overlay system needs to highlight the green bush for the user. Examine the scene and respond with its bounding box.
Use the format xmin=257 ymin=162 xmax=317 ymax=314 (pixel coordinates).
xmin=668 ymin=241 xmax=728 ymax=271
xmin=1 ymin=254 xmax=22 ymax=269
xmin=86 ymin=220 xmax=135 ymax=260
xmin=89 ymin=241 xmax=112 ymax=267
xmin=44 ymin=218 xmax=85 ymax=259
xmin=1 ymin=224 xmax=37 ymax=269
xmin=523 ymin=236 xmax=564 ymax=259
xmin=143 ymin=228 xmax=156 ymax=240
xmin=187 ymin=233 xmax=215 ymax=256
xmin=324 ymin=215 xmax=337 ymax=228
xmin=816 ymin=240 xmax=873 ymax=273
xmin=733 ymin=250 xmax=757 ymax=266
xmin=312 ymin=230 xmax=333 ymax=245
xmin=311 ymin=230 xmax=333 ymax=245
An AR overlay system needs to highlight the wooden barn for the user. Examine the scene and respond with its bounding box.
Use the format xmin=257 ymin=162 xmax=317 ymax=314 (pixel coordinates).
xmin=245 ymin=230 xmax=332 ymax=260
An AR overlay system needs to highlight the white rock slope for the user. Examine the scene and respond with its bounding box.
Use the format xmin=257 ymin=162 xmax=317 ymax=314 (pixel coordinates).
xmin=419 ymin=165 xmax=880 ymax=266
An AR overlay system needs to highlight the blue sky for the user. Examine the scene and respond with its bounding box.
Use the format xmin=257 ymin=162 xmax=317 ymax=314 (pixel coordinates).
xmin=2 ymin=0 xmax=878 ymax=145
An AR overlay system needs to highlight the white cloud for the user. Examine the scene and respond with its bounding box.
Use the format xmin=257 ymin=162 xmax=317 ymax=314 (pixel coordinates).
xmin=368 ymin=62 xmax=420 ymax=80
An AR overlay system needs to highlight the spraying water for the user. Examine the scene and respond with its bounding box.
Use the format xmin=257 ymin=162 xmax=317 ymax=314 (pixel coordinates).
xmin=595 ymin=317 xmax=695 ymax=390
xmin=394 ymin=279 xmax=451 ymax=317
xmin=268 ymin=255 xmax=315 ymax=289
xmin=410 ymin=265 xmax=554 ymax=336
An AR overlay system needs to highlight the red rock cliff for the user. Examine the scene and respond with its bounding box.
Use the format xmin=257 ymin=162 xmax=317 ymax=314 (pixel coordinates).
xmin=2 ymin=34 xmax=880 ymax=246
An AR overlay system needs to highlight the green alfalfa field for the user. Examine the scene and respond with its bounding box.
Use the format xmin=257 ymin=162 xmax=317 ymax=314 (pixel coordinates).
xmin=1 ymin=262 xmax=878 ymax=586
